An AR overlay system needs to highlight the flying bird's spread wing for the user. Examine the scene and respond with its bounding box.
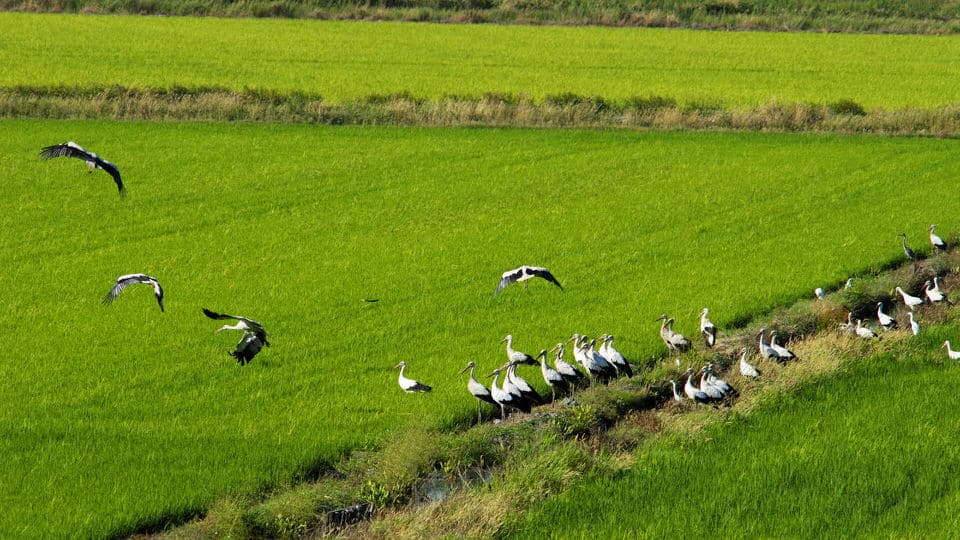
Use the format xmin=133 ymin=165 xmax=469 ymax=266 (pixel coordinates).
xmin=40 ymin=142 xmax=94 ymax=161
xmin=494 ymin=268 xmax=524 ymax=296
xmin=203 ymin=308 xmax=269 ymax=345
xmin=41 ymin=142 xmax=124 ymax=197
xmin=103 ymin=273 xmax=163 ymax=311
xmin=528 ymin=267 xmax=563 ymax=290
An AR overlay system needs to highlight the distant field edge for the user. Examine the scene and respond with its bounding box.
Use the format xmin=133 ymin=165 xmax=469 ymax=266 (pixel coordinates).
xmin=5 ymin=85 xmax=960 ymax=138
xmin=3 ymin=0 xmax=960 ymax=34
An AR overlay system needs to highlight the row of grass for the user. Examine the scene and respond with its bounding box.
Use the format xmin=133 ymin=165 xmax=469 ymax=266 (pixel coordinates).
xmin=5 ymin=0 xmax=960 ymax=33
xmin=509 ymin=324 xmax=960 ymax=537
xmin=3 ymin=119 xmax=960 ymax=536
xmin=5 ymin=13 xmax=960 ymax=109
xmin=8 ymin=85 xmax=960 ymax=138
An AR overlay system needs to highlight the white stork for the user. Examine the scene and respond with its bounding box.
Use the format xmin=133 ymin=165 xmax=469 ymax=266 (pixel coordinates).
xmin=395 ymin=361 xmax=432 ymax=393
xmin=202 ymin=308 xmax=271 ymax=364
xmin=669 ymin=380 xmax=683 ymax=403
xmin=489 ymin=368 xmax=521 ymax=419
xmin=855 ymin=319 xmax=878 ymax=339
xmin=549 ymin=343 xmax=588 ymax=388
xmin=506 ymin=361 xmax=545 ymax=406
xmin=757 ymin=328 xmax=777 ymax=360
xmin=494 ymin=265 xmax=563 ymax=296
xmin=908 ymin=312 xmax=920 ymax=336
xmin=40 ymin=142 xmax=125 ymax=196
xmin=925 ymin=278 xmax=952 ymax=305
xmin=895 ymin=286 xmax=924 ymax=311
xmin=599 ymin=334 xmax=633 ymax=378
xmin=498 ymin=364 xmax=532 ymax=413
xmin=944 ymin=341 xmax=960 ymax=360
xmin=697 ymin=367 xmax=725 ymax=401
xmin=814 ymin=287 xmax=826 ymax=300
xmin=103 ymin=273 xmax=164 ymax=312
xmin=769 ymin=332 xmax=796 ymax=361
xmin=683 ymin=368 xmax=709 ymax=403
xmin=876 ymin=302 xmax=898 ymax=330
xmin=500 ymin=334 xmax=536 ymax=365
xmin=536 ymin=349 xmax=569 ymax=403
xmin=930 ymin=224 xmax=947 ymax=252
xmin=699 ymin=308 xmax=717 ymax=347
xmin=702 ymin=364 xmax=733 ymax=397
xmin=844 ymin=278 xmax=854 ymax=289
xmin=460 ymin=361 xmax=498 ymax=421
xmin=739 ymin=347 xmax=759 ymax=378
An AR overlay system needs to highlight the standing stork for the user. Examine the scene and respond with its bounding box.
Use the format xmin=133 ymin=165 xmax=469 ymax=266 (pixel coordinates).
xmin=460 ymin=361 xmax=498 ymax=421
xmin=669 ymin=380 xmax=683 ymax=403
xmin=757 ymin=328 xmax=778 ymax=360
xmin=599 ymin=335 xmax=633 ymax=378
xmin=536 ymin=349 xmax=569 ymax=404
xmin=699 ymin=308 xmax=717 ymax=347
xmin=103 ymin=273 xmax=164 ymax=312
xmin=549 ymin=343 xmax=588 ymax=389
xmin=494 ymin=265 xmax=563 ymax=296
xmin=40 ymin=142 xmax=125 ymax=196
xmin=500 ymin=334 xmax=536 ymax=365
xmin=855 ymin=320 xmax=878 ymax=339
xmin=908 ymin=312 xmax=920 ymax=336
xmin=683 ymin=368 xmax=710 ymax=403
xmin=769 ymin=332 xmax=796 ymax=361
xmin=498 ymin=364 xmax=532 ymax=413
xmin=930 ymin=224 xmax=947 ymax=252
xmin=876 ymin=302 xmax=898 ymax=330
xmin=505 ymin=361 xmax=545 ymax=406
xmin=395 ymin=362 xmax=432 ymax=393
xmin=925 ymin=278 xmax=953 ymax=305
xmin=739 ymin=347 xmax=759 ymax=378
xmin=899 ymin=233 xmax=918 ymax=269
xmin=202 ymin=308 xmax=271 ymax=364
xmin=895 ymin=286 xmax=924 ymax=311
xmin=488 ymin=368 xmax=521 ymax=419
xmin=944 ymin=341 xmax=960 ymax=360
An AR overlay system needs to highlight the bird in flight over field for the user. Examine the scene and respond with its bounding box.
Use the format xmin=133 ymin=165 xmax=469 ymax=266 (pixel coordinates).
xmin=40 ymin=142 xmax=125 ymax=196
xmin=494 ymin=265 xmax=563 ymax=296
xmin=103 ymin=273 xmax=164 ymax=312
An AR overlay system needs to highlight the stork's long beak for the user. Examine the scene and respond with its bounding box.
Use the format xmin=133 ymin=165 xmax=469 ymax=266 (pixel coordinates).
xmin=459 ymin=364 xmax=472 ymax=374
xmin=499 ymin=336 xmax=509 ymax=343
xmin=394 ymin=363 xmax=403 ymax=369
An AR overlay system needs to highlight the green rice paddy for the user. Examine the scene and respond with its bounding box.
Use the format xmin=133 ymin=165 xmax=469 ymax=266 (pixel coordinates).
xmin=3 ymin=12 xmax=960 ymax=108
xmin=2 ymin=118 xmax=959 ymax=535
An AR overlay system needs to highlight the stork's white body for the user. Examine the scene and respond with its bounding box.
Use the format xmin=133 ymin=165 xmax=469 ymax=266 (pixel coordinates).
xmin=684 ymin=370 xmax=709 ymax=403
xmin=855 ymin=319 xmax=878 ymax=339
xmin=700 ymin=308 xmax=717 ymax=347
xmin=739 ymin=348 xmax=760 ymax=378
xmin=877 ymin=302 xmax=897 ymax=330
xmin=908 ymin=312 xmax=920 ymax=336
xmin=930 ymin=225 xmax=947 ymax=251
xmin=945 ymin=341 xmax=960 ymax=360
xmin=769 ymin=332 xmax=796 ymax=361
xmin=896 ymin=287 xmax=924 ymax=311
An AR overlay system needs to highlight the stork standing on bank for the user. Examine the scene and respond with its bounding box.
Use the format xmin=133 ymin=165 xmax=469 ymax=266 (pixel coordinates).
xmin=758 ymin=328 xmax=778 ymax=361
xmin=395 ymin=361 xmax=432 ymax=393
xmin=739 ymin=347 xmax=760 ymax=378
xmin=494 ymin=266 xmax=563 ymax=296
xmin=925 ymin=277 xmax=953 ymax=305
xmin=202 ymin=308 xmax=271 ymax=365
xmin=855 ymin=319 xmax=878 ymax=339
xmin=460 ymin=362 xmax=498 ymax=422
xmin=683 ymin=368 xmax=710 ymax=403
xmin=769 ymin=332 xmax=796 ymax=361
xmin=501 ymin=334 xmax=537 ymax=365
xmin=944 ymin=341 xmax=960 ymax=360
xmin=549 ymin=343 xmax=588 ymax=389
xmin=876 ymin=302 xmax=898 ymax=330
xmin=103 ymin=273 xmax=164 ymax=312
xmin=700 ymin=308 xmax=717 ymax=348
xmin=489 ymin=368 xmax=521 ymax=419
xmin=536 ymin=349 xmax=569 ymax=404
xmin=930 ymin=224 xmax=947 ymax=252
xmin=40 ymin=142 xmax=125 ymax=196
xmin=908 ymin=312 xmax=920 ymax=336
xmin=896 ymin=286 xmax=924 ymax=311
xmin=505 ymin=361 xmax=545 ymax=406
xmin=599 ymin=334 xmax=633 ymax=378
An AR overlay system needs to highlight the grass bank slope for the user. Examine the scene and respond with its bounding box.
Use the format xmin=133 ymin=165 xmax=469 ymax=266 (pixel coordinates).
xmin=510 ymin=326 xmax=960 ymax=537
xmin=2 ymin=119 xmax=959 ymax=536
xmin=4 ymin=13 xmax=960 ymax=108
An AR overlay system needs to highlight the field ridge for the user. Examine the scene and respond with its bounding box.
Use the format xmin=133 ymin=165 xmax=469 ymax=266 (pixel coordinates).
xmin=5 ymin=85 xmax=960 ymax=138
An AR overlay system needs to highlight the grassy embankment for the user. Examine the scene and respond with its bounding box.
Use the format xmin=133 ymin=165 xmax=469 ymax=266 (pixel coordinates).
xmin=4 ymin=119 xmax=960 ymax=536
xmin=4 ymin=0 xmax=960 ymax=33
xmin=4 ymin=14 xmax=960 ymax=135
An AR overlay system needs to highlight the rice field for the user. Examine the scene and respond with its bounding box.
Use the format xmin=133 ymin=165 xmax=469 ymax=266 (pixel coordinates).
xmin=1 ymin=117 xmax=959 ymax=536
xmin=4 ymin=12 xmax=960 ymax=108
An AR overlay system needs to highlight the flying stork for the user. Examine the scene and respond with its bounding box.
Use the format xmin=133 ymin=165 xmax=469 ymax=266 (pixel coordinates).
xmin=895 ymin=286 xmax=924 ymax=311
xmin=202 ymin=308 xmax=271 ymax=364
xmin=930 ymin=225 xmax=947 ymax=252
xmin=699 ymin=308 xmax=717 ymax=347
xmin=460 ymin=361 xmax=498 ymax=421
xmin=40 ymin=142 xmax=125 ymax=196
xmin=494 ymin=265 xmax=563 ymax=296
xmin=103 ymin=273 xmax=164 ymax=312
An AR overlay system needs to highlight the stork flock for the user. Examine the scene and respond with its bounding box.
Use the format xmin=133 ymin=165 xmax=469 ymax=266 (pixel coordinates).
xmin=40 ymin=142 xmax=269 ymax=364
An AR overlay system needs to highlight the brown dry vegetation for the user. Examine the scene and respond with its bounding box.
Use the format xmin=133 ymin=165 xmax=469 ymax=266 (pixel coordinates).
xmin=5 ymin=86 xmax=960 ymax=138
